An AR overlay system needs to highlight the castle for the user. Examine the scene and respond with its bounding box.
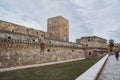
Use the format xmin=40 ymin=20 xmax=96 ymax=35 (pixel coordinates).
xmin=0 ymin=16 xmax=107 ymax=68
xmin=76 ymin=36 xmax=107 ymax=58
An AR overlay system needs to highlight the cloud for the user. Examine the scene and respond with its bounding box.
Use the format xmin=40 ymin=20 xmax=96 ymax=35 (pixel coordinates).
xmin=0 ymin=0 xmax=120 ymax=42
xmin=71 ymin=0 xmax=120 ymax=42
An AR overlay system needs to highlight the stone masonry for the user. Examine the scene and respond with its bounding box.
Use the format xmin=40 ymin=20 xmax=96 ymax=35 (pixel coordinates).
xmin=76 ymin=36 xmax=108 ymax=58
xmin=0 ymin=16 xmax=85 ymax=68
xmin=0 ymin=16 xmax=108 ymax=68
xmin=47 ymin=16 xmax=69 ymax=41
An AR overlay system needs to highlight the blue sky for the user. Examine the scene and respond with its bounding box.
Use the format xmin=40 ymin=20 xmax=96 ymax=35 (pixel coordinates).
xmin=0 ymin=0 xmax=120 ymax=43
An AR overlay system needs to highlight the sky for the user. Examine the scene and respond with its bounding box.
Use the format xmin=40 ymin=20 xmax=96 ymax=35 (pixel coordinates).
xmin=0 ymin=0 xmax=120 ymax=43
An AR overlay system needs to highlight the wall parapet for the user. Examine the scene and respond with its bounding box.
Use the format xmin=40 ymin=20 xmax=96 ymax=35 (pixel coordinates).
xmin=0 ymin=30 xmax=39 ymax=43
xmin=76 ymin=54 xmax=109 ymax=80
xmin=45 ymin=38 xmax=83 ymax=48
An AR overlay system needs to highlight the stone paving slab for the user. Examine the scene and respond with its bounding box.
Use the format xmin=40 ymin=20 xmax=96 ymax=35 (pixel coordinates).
xmin=98 ymin=54 xmax=120 ymax=80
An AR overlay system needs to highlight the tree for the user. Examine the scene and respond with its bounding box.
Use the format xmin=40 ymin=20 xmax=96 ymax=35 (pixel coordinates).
xmin=109 ymin=39 xmax=114 ymax=52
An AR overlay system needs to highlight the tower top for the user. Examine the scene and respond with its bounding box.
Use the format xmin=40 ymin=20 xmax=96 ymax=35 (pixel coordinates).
xmin=47 ymin=16 xmax=69 ymax=41
xmin=48 ymin=16 xmax=69 ymax=22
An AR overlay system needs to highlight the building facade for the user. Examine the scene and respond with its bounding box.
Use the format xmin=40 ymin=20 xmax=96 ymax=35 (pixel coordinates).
xmin=76 ymin=36 xmax=108 ymax=58
xmin=113 ymin=43 xmax=120 ymax=52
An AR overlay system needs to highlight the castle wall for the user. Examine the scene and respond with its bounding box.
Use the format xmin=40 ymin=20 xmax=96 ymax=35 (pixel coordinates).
xmin=0 ymin=18 xmax=108 ymax=68
xmin=0 ymin=20 xmax=45 ymax=39
xmin=84 ymin=48 xmax=107 ymax=58
xmin=76 ymin=36 xmax=107 ymax=48
xmin=0 ymin=39 xmax=85 ymax=68
xmin=0 ymin=39 xmax=39 ymax=68
xmin=0 ymin=29 xmax=85 ymax=68
xmin=0 ymin=20 xmax=27 ymax=34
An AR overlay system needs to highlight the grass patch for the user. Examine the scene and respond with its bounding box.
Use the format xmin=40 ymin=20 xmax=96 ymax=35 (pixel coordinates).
xmin=0 ymin=59 xmax=98 ymax=80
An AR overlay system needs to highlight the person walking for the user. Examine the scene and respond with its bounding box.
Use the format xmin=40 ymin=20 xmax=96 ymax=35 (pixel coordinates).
xmin=115 ymin=50 xmax=119 ymax=61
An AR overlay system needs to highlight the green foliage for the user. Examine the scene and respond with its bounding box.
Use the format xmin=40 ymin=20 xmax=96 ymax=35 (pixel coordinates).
xmin=109 ymin=39 xmax=114 ymax=44
xmin=109 ymin=39 xmax=114 ymax=48
xmin=0 ymin=59 xmax=98 ymax=80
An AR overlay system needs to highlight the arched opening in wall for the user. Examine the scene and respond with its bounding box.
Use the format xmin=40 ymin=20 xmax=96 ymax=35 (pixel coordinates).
xmin=72 ymin=50 xmax=74 ymax=52
xmin=86 ymin=44 xmax=88 ymax=47
xmin=89 ymin=52 xmax=91 ymax=55
xmin=47 ymin=49 xmax=50 ymax=52
xmin=11 ymin=30 xmax=14 ymax=33
xmin=8 ymin=36 xmax=11 ymax=39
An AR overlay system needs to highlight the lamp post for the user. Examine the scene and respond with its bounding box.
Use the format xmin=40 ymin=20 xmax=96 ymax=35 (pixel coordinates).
xmin=109 ymin=39 xmax=114 ymax=54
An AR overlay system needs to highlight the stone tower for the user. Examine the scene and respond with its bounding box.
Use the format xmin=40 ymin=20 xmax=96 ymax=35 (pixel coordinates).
xmin=47 ymin=16 xmax=69 ymax=41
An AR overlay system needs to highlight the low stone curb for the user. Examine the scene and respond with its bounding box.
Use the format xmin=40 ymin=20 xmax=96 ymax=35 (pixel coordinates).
xmin=76 ymin=54 xmax=109 ymax=80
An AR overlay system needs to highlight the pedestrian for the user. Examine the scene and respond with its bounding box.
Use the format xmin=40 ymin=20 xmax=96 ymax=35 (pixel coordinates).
xmin=115 ymin=50 xmax=119 ymax=61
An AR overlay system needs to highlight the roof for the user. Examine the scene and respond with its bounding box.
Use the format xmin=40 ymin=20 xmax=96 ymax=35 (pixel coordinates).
xmin=80 ymin=36 xmax=107 ymax=41
xmin=48 ymin=16 xmax=69 ymax=22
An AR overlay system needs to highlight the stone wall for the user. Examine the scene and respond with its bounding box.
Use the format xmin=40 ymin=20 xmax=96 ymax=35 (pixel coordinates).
xmin=0 ymin=30 xmax=39 ymax=43
xmin=47 ymin=16 xmax=69 ymax=41
xmin=76 ymin=36 xmax=108 ymax=58
xmin=45 ymin=38 xmax=82 ymax=48
xmin=76 ymin=36 xmax=107 ymax=48
xmin=0 ymin=39 xmax=85 ymax=68
xmin=0 ymin=30 xmax=85 ymax=68
xmin=0 ymin=20 xmax=45 ymax=41
xmin=0 ymin=39 xmax=39 ymax=68
xmin=84 ymin=48 xmax=107 ymax=58
xmin=0 ymin=18 xmax=86 ymax=68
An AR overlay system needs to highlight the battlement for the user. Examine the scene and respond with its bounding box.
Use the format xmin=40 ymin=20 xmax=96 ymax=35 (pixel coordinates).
xmin=0 ymin=16 xmax=107 ymax=68
xmin=0 ymin=30 xmax=39 ymax=43
xmin=0 ymin=20 xmax=45 ymax=38
xmin=45 ymin=38 xmax=83 ymax=48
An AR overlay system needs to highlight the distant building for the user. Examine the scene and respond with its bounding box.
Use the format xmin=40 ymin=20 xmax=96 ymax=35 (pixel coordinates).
xmin=114 ymin=43 xmax=120 ymax=52
xmin=76 ymin=36 xmax=108 ymax=58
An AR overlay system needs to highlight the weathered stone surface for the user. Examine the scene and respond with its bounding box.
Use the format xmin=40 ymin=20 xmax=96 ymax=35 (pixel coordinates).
xmin=76 ymin=36 xmax=108 ymax=58
xmin=47 ymin=16 xmax=69 ymax=41
xmin=0 ymin=16 xmax=107 ymax=68
xmin=0 ymin=41 xmax=85 ymax=68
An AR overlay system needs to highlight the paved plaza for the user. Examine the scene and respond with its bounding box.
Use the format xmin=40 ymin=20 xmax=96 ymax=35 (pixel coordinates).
xmin=98 ymin=54 xmax=120 ymax=80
